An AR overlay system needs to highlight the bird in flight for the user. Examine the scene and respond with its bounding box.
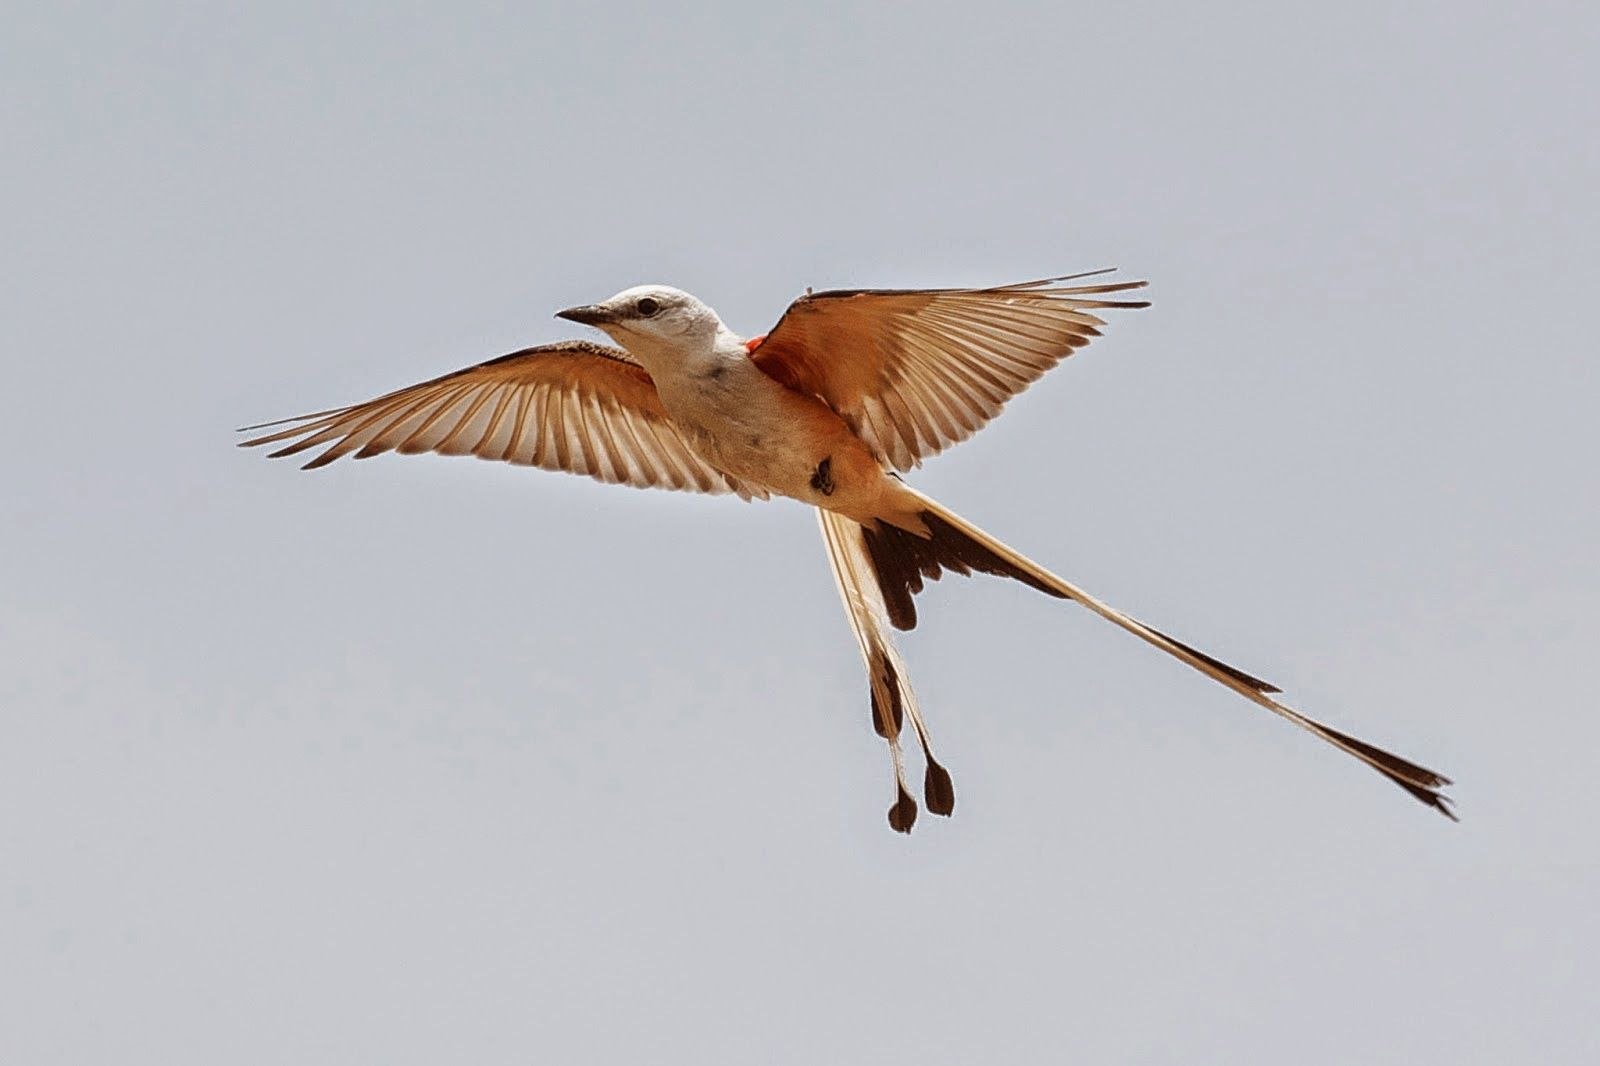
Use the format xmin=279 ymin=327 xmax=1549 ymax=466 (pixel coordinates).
xmin=241 ymin=270 xmax=1454 ymax=831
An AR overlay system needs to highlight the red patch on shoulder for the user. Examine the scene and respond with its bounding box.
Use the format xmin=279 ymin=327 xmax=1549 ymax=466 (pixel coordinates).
xmin=743 ymin=333 xmax=768 ymax=354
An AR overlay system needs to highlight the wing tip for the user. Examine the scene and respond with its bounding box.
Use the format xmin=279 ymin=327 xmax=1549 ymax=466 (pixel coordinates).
xmin=236 ymin=408 xmax=344 ymax=433
xmin=1011 ymin=272 xmax=1151 ymax=307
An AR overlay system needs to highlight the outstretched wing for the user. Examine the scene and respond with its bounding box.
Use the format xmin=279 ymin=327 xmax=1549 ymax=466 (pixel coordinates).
xmin=239 ymin=340 xmax=765 ymax=498
xmin=749 ymin=270 xmax=1149 ymax=471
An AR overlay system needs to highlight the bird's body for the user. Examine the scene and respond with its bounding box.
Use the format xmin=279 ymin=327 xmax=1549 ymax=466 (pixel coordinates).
xmin=645 ymin=333 xmax=895 ymax=523
xmin=243 ymin=271 xmax=1455 ymax=831
xmin=553 ymin=284 xmax=929 ymax=532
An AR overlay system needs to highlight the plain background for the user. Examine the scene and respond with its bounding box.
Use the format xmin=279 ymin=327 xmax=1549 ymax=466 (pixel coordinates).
xmin=3 ymin=2 xmax=1596 ymax=1063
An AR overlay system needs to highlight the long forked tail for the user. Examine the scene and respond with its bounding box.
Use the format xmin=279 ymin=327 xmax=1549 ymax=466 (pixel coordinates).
xmin=861 ymin=485 xmax=1456 ymax=820
xmin=818 ymin=510 xmax=954 ymax=833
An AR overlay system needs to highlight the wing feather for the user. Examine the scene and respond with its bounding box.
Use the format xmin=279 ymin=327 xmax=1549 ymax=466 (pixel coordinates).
xmin=750 ymin=272 xmax=1149 ymax=469
xmin=240 ymin=339 xmax=761 ymax=497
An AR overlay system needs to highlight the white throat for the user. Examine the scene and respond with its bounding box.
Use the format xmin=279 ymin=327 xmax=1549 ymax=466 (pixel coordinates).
xmin=616 ymin=323 xmax=747 ymax=382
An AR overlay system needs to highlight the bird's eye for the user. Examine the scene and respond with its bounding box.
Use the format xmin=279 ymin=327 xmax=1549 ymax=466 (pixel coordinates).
xmin=636 ymin=297 xmax=660 ymax=318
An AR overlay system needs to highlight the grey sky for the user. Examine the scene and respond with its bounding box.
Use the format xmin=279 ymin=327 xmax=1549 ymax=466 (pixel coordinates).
xmin=3 ymin=2 xmax=1596 ymax=1063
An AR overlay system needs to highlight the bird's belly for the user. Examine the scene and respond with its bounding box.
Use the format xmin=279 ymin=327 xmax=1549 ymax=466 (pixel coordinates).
xmin=675 ymin=406 xmax=815 ymax=491
xmin=659 ymin=367 xmax=862 ymax=502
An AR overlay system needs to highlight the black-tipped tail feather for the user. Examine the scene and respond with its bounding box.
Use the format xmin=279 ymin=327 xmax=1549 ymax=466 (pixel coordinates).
xmin=861 ymin=511 xmax=1280 ymax=694
xmin=861 ymin=495 xmax=1455 ymax=820
xmin=861 ymin=511 xmax=1065 ymax=630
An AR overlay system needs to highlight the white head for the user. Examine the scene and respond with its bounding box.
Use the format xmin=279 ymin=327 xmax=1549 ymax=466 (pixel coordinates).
xmin=556 ymin=285 xmax=730 ymax=364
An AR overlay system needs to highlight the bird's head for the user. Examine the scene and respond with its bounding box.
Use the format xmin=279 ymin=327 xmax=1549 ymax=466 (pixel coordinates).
xmin=556 ymin=285 xmax=727 ymax=360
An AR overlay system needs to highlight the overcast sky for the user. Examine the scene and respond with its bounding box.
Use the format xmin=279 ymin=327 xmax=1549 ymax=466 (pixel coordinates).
xmin=3 ymin=2 xmax=1597 ymax=1063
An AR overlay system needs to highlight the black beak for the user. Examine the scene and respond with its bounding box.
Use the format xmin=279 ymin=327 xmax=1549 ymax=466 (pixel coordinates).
xmin=555 ymin=304 xmax=616 ymax=326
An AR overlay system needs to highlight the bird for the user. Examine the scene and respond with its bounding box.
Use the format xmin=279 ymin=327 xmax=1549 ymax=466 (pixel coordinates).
xmin=240 ymin=270 xmax=1454 ymax=831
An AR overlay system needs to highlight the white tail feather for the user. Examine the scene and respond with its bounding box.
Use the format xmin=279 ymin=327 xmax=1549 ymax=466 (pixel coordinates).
xmin=818 ymin=509 xmax=954 ymax=830
xmin=896 ymin=485 xmax=1454 ymax=818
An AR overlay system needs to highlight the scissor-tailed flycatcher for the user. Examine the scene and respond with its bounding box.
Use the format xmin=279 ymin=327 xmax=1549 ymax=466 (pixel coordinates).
xmin=242 ymin=271 xmax=1454 ymax=831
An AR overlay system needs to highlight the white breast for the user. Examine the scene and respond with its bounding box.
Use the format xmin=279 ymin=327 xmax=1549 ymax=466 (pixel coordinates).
xmin=654 ymin=357 xmax=819 ymax=494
